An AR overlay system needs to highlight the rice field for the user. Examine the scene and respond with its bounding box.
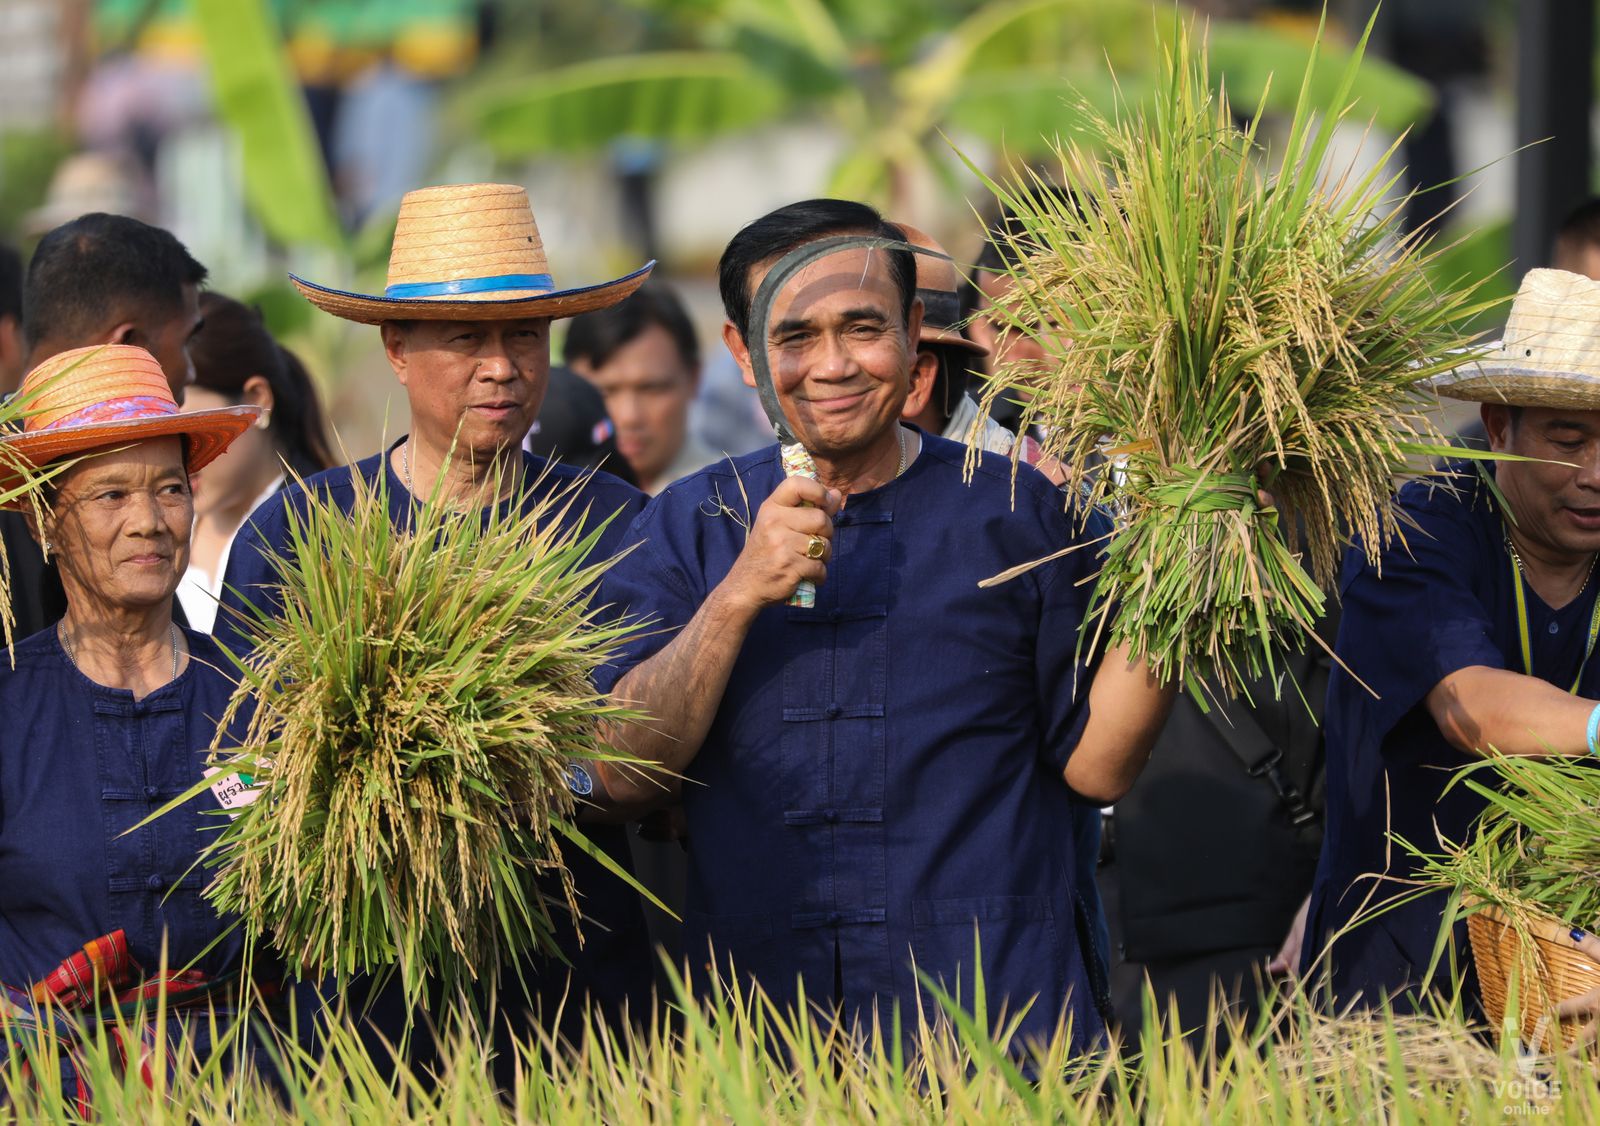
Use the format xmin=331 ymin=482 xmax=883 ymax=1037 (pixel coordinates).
xmin=2 ymin=963 xmax=1595 ymax=1123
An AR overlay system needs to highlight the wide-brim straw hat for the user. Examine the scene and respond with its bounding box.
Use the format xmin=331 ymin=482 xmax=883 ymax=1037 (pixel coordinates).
xmin=0 ymin=344 xmax=260 ymax=509
xmin=890 ymin=221 xmax=988 ymax=356
xmin=1429 ymin=268 xmax=1600 ymax=409
xmin=290 ymin=183 xmax=655 ymax=326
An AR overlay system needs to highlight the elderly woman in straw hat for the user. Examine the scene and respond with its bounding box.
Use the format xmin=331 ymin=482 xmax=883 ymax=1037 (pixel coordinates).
xmin=1301 ymin=268 xmax=1600 ymax=1011
xmin=216 ymin=183 xmax=654 ymax=1058
xmin=0 ymin=344 xmax=267 ymax=1095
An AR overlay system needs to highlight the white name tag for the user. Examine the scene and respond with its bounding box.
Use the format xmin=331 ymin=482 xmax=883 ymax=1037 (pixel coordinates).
xmin=204 ymin=765 xmax=266 ymax=819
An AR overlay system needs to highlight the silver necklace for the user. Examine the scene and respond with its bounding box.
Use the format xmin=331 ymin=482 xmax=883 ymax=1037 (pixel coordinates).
xmin=401 ymin=437 xmax=415 ymax=495
xmin=894 ymin=426 xmax=910 ymax=478
xmin=60 ymin=622 xmax=181 ymax=683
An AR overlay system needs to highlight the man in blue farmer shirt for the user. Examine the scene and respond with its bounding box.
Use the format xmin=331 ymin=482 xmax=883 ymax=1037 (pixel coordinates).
xmin=1302 ymin=268 xmax=1600 ymax=1008
xmin=592 ymin=198 xmax=1177 ymax=1053
xmin=216 ymin=183 xmax=658 ymax=1055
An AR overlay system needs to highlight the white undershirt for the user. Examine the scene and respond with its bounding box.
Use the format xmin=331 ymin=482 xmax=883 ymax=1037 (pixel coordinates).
xmin=176 ymin=474 xmax=284 ymax=633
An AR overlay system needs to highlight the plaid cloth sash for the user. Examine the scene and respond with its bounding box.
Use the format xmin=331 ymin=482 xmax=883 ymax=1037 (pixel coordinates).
xmin=1 ymin=930 xmax=239 ymax=1114
xmin=27 ymin=930 xmax=214 ymax=1012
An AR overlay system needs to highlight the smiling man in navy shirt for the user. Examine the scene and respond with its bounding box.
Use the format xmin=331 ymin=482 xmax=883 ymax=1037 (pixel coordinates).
xmin=594 ymin=198 xmax=1175 ymax=1052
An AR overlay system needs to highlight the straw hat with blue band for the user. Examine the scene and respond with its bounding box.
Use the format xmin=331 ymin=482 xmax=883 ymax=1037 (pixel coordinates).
xmin=290 ymin=182 xmax=655 ymax=325
xmin=1427 ymin=268 xmax=1600 ymax=410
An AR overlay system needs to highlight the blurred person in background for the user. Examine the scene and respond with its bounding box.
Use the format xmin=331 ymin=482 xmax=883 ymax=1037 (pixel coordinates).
xmin=176 ymin=292 xmax=337 ymax=633
xmin=0 ymin=246 xmax=24 ymax=396
xmin=1554 ymin=198 xmax=1600 ymax=281
xmin=892 ymin=222 xmax=1038 ymax=460
xmin=0 ymin=213 xmax=206 ymax=641
xmin=964 ymin=196 xmax=1077 ymax=438
xmin=566 ymin=281 xmax=713 ymax=495
xmin=523 ymin=365 xmax=637 ymax=486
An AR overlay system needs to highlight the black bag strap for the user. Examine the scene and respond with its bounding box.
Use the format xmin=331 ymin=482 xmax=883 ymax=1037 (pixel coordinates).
xmin=1199 ymin=693 xmax=1320 ymax=838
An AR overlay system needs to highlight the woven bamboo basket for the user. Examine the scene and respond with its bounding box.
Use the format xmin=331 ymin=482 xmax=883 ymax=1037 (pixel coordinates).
xmin=1466 ymin=899 xmax=1600 ymax=1050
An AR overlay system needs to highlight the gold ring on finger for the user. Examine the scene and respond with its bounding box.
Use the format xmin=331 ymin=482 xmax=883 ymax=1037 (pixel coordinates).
xmin=804 ymin=534 xmax=827 ymax=560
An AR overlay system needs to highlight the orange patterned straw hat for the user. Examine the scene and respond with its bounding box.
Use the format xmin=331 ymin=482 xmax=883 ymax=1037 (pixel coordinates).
xmin=289 ymin=182 xmax=655 ymax=325
xmin=0 ymin=345 xmax=260 ymax=508
xmin=891 ymin=221 xmax=987 ymax=356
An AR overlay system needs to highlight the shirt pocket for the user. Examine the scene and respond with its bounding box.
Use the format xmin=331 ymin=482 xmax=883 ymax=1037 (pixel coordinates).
xmin=908 ymin=894 xmax=1065 ymax=1025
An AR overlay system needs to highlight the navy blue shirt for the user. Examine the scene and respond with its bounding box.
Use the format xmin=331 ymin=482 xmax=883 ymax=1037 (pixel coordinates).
xmin=217 ymin=442 xmax=652 ymax=1032
xmin=596 ymin=430 xmax=1111 ymax=1051
xmin=0 ymin=626 xmax=246 ymax=986
xmin=1304 ymin=464 xmax=1600 ymax=1004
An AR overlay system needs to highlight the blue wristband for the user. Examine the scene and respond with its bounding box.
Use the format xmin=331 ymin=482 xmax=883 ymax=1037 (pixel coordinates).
xmin=1586 ymin=703 xmax=1600 ymax=757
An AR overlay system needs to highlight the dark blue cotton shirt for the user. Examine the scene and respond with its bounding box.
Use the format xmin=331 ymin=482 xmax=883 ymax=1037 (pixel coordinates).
xmin=596 ymin=429 xmax=1111 ymax=1051
xmin=1303 ymin=464 xmax=1600 ymax=1005
xmin=0 ymin=626 xmax=246 ymax=986
xmin=217 ymin=442 xmax=652 ymax=1032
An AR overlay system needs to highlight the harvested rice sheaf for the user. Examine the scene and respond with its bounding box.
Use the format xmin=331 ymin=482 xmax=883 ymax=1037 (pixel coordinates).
xmin=204 ymin=460 xmax=647 ymax=1009
xmin=972 ymin=19 xmax=1497 ymax=698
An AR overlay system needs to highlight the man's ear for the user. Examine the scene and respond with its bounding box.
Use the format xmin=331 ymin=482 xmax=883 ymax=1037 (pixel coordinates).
xmin=1482 ymin=403 xmax=1514 ymax=452
xmin=723 ymin=321 xmax=757 ymax=390
xmin=902 ymin=349 xmax=938 ymax=418
xmin=904 ymin=296 xmax=924 ymax=352
xmin=106 ymin=322 xmax=138 ymax=347
xmin=380 ymin=323 xmax=410 ymax=388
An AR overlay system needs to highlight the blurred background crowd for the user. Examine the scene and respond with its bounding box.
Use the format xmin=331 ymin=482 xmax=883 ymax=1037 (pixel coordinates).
xmin=0 ymin=0 xmax=1517 ymax=461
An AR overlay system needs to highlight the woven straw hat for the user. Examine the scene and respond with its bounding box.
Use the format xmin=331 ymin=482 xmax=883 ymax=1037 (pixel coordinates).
xmin=290 ymin=183 xmax=654 ymax=326
xmin=891 ymin=222 xmax=987 ymax=356
xmin=0 ymin=345 xmax=260 ymax=508
xmin=1429 ymin=268 xmax=1600 ymax=409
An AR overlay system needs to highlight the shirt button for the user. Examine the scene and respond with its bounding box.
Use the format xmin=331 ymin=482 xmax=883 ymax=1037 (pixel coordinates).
xmin=827 ymin=912 xmax=843 ymax=926
xmin=825 ymin=705 xmax=842 ymax=719
xmin=144 ymin=786 xmax=159 ymax=799
xmin=146 ymin=875 xmax=164 ymax=891
xmin=823 ymin=809 xmax=838 ymax=823
xmin=829 ymin=610 xmax=843 ymax=623
xmin=1549 ymin=621 xmax=1561 ymax=635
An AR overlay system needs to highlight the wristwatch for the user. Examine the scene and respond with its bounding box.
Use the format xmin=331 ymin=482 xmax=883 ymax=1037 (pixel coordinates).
xmin=566 ymin=763 xmax=595 ymax=798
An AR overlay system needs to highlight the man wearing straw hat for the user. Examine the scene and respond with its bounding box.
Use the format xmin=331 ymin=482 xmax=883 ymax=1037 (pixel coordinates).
xmin=217 ymin=183 xmax=656 ymax=1048
xmin=594 ymin=198 xmax=1175 ymax=1053
xmin=1303 ymin=268 xmax=1600 ymax=1009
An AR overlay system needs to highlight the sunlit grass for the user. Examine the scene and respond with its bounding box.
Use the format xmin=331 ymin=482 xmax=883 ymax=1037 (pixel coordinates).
xmin=1 ymin=957 xmax=1593 ymax=1123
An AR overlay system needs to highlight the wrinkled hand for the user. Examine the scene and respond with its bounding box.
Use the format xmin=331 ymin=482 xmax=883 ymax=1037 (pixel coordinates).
xmin=721 ymin=476 xmax=842 ymax=613
xmin=1268 ymin=894 xmax=1311 ymax=978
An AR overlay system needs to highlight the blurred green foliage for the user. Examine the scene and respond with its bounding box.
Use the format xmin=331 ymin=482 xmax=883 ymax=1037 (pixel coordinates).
xmin=457 ymin=0 xmax=1435 ymax=210
xmin=0 ymin=132 xmax=73 ymax=245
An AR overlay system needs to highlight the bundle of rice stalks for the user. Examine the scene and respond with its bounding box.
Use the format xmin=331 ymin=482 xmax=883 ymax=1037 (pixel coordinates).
xmin=970 ymin=15 xmax=1497 ymax=697
xmin=1409 ymin=755 xmax=1600 ymax=1048
xmin=189 ymin=460 xmax=647 ymax=1009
